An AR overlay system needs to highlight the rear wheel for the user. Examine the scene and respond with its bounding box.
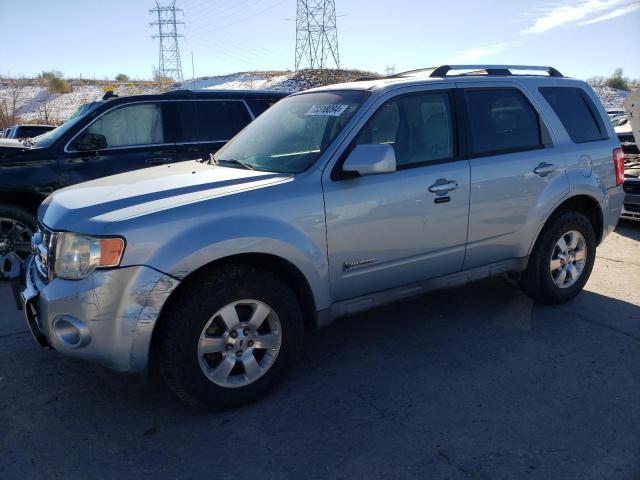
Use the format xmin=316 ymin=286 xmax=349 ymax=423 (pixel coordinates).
xmin=519 ymin=210 xmax=596 ymax=304
xmin=157 ymin=265 xmax=304 ymax=408
xmin=0 ymin=204 xmax=36 ymax=280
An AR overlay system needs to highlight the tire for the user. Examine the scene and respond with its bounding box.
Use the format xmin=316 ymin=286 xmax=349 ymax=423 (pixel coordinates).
xmin=157 ymin=264 xmax=304 ymax=408
xmin=0 ymin=204 xmax=37 ymax=279
xmin=519 ymin=210 xmax=596 ymax=305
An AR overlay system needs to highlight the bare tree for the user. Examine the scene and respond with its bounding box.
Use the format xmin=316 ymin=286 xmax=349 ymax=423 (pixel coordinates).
xmin=0 ymin=77 xmax=26 ymax=128
xmin=36 ymin=94 xmax=57 ymax=125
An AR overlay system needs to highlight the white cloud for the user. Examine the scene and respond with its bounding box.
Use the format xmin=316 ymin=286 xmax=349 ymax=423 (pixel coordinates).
xmin=521 ymin=0 xmax=632 ymax=34
xmin=579 ymin=2 xmax=640 ymax=24
xmin=450 ymin=42 xmax=516 ymax=63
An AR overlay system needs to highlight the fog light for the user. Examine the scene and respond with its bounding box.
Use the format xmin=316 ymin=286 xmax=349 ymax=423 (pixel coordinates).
xmin=52 ymin=316 xmax=91 ymax=348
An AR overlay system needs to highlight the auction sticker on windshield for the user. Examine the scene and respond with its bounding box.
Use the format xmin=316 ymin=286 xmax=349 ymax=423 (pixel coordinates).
xmin=305 ymin=104 xmax=349 ymax=116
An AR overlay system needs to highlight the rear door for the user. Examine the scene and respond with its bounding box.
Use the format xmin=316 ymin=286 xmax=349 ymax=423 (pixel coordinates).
xmin=458 ymin=82 xmax=570 ymax=269
xmin=61 ymin=101 xmax=177 ymax=185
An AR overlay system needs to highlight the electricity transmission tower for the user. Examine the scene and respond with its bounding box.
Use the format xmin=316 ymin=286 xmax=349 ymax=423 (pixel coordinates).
xmin=295 ymin=0 xmax=340 ymax=70
xmin=150 ymin=1 xmax=184 ymax=82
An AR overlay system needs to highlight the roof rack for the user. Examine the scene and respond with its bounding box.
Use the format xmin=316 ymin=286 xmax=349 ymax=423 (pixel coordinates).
xmin=394 ymin=65 xmax=564 ymax=79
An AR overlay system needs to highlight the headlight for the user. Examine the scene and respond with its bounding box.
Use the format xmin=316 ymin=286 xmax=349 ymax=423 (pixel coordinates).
xmin=53 ymin=232 xmax=125 ymax=280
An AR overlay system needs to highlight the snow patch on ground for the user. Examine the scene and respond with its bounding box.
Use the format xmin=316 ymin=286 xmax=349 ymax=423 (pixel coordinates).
xmin=181 ymin=73 xmax=296 ymax=92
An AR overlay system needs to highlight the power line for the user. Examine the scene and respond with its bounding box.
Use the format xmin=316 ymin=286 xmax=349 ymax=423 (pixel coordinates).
xmin=295 ymin=0 xmax=340 ymax=70
xmin=150 ymin=1 xmax=185 ymax=81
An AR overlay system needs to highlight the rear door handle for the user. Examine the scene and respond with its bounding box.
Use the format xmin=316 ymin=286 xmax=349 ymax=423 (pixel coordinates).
xmin=428 ymin=179 xmax=458 ymax=193
xmin=147 ymin=157 xmax=172 ymax=166
xmin=533 ymin=162 xmax=557 ymax=177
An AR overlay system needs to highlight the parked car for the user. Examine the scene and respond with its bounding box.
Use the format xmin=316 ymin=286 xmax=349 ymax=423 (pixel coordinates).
xmin=6 ymin=124 xmax=56 ymax=139
xmin=3 ymin=127 xmax=13 ymax=138
xmin=0 ymin=89 xmax=288 ymax=278
xmin=19 ymin=65 xmax=624 ymax=408
xmin=621 ymin=159 xmax=640 ymax=221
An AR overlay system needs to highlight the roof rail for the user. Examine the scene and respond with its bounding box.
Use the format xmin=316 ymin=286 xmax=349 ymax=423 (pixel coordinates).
xmin=395 ymin=65 xmax=564 ymax=78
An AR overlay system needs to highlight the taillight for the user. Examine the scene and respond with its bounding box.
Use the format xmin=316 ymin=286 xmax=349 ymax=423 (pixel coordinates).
xmin=613 ymin=147 xmax=625 ymax=186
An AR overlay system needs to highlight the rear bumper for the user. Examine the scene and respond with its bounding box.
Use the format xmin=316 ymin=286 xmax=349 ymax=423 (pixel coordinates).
xmin=20 ymin=255 xmax=180 ymax=372
xmin=602 ymin=185 xmax=625 ymax=239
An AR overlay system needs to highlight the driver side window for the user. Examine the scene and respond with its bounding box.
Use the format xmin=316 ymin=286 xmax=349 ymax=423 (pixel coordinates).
xmin=356 ymin=91 xmax=454 ymax=168
xmin=87 ymin=103 xmax=164 ymax=148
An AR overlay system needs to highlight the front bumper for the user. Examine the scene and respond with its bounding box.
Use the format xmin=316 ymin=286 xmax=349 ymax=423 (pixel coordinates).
xmin=20 ymin=256 xmax=180 ymax=372
xmin=621 ymin=180 xmax=640 ymax=222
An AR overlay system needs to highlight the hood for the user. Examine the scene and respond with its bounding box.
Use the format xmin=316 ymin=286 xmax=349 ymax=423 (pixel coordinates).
xmin=0 ymin=138 xmax=29 ymax=156
xmin=615 ymin=123 xmax=632 ymax=134
xmin=40 ymin=160 xmax=293 ymax=232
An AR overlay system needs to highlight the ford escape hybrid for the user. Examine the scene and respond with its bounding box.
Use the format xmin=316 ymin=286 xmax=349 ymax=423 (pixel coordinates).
xmin=19 ymin=65 xmax=624 ymax=407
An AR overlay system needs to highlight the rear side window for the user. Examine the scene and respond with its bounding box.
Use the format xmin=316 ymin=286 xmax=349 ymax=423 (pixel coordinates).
xmin=172 ymin=101 xmax=198 ymax=143
xmin=466 ymin=89 xmax=542 ymax=156
xmin=197 ymin=101 xmax=252 ymax=141
xmin=539 ymin=87 xmax=608 ymax=143
xmin=246 ymin=98 xmax=280 ymax=117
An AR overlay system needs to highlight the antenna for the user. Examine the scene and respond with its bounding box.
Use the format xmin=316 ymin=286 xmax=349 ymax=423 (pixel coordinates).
xmin=295 ymin=0 xmax=340 ymax=70
xmin=150 ymin=1 xmax=184 ymax=82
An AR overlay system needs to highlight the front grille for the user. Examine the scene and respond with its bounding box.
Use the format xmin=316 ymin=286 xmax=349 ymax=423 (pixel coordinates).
xmin=617 ymin=134 xmax=635 ymax=144
xmin=624 ymin=182 xmax=640 ymax=195
xmin=34 ymin=223 xmax=54 ymax=282
xmin=624 ymin=203 xmax=640 ymax=213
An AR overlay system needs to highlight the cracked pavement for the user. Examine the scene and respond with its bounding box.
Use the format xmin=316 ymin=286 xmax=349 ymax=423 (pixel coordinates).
xmin=1 ymin=222 xmax=639 ymax=480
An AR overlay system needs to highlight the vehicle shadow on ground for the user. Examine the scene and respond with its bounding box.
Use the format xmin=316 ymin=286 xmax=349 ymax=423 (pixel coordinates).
xmin=616 ymin=220 xmax=640 ymax=241
xmin=2 ymin=276 xmax=639 ymax=478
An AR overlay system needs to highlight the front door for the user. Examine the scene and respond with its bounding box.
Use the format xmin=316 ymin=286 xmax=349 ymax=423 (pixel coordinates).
xmin=323 ymin=88 xmax=471 ymax=302
xmin=61 ymin=101 xmax=176 ymax=186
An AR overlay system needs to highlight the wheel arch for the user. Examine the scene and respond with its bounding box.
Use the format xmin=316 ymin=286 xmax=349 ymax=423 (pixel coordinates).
xmin=149 ymin=252 xmax=319 ymax=363
xmin=530 ymin=194 xmax=604 ymax=255
xmin=0 ymin=190 xmax=45 ymax=215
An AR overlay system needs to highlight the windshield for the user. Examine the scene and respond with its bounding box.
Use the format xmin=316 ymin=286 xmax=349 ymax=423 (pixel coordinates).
xmin=31 ymin=101 xmax=103 ymax=148
xmin=213 ymin=90 xmax=369 ymax=173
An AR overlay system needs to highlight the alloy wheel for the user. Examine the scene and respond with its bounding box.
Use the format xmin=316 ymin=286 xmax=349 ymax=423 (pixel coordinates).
xmin=550 ymin=230 xmax=587 ymax=289
xmin=197 ymin=299 xmax=282 ymax=388
xmin=0 ymin=217 xmax=33 ymax=279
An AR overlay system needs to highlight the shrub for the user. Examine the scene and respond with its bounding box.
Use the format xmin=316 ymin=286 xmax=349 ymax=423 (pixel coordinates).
xmin=47 ymin=76 xmax=72 ymax=94
xmin=103 ymin=82 xmax=117 ymax=93
xmin=115 ymin=73 xmax=129 ymax=82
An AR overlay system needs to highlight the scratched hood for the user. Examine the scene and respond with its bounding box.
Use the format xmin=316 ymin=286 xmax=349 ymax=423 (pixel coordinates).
xmin=40 ymin=160 xmax=292 ymax=232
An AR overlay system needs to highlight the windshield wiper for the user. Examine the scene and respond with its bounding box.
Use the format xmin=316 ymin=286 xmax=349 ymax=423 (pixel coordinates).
xmin=215 ymin=158 xmax=256 ymax=170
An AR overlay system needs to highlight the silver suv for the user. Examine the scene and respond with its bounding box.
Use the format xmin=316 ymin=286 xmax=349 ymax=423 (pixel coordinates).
xmin=20 ymin=65 xmax=625 ymax=407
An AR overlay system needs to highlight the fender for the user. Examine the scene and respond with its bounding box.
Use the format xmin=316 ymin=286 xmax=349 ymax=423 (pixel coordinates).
xmin=132 ymin=214 xmax=331 ymax=312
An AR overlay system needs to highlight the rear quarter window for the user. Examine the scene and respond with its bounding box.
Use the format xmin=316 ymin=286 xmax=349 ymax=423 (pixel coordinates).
xmin=539 ymin=87 xmax=608 ymax=143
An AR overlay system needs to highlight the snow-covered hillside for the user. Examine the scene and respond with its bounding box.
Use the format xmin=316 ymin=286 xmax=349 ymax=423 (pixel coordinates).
xmin=1 ymin=71 xmax=633 ymax=125
xmin=0 ymin=79 xmax=161 ymax=124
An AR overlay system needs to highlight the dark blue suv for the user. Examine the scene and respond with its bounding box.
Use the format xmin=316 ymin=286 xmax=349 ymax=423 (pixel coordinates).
xmin=0 ymin=89 xmax=288 ymax=278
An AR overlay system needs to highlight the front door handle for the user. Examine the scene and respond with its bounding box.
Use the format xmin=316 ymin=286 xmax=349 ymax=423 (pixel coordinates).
xmin=533 ymin=162 xmax=557 ymax=177
xmin=147 ymin=157 xmax=172 ymax=166
xmin=428 ymin=179 xmax=458 ymax=193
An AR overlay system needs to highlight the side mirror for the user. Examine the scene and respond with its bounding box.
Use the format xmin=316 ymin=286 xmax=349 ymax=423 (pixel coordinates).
xmin=342 ymin=144 xmax=396 ymax=178
xmin=75 ymin=132 xmax=107 ymax=152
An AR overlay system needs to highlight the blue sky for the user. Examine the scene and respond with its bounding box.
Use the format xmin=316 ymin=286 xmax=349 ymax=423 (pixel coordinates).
xmin=1 ymin=0 xmax=639 ymax=80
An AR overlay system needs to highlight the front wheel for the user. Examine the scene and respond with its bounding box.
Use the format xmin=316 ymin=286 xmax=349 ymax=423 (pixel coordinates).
xmin=0 ymin=204 xmax=36 ymax=279
xmin=519 ymin=210 xmax=596 ymax=305
xmin=157 ymin=265 xmax=304 ymax=408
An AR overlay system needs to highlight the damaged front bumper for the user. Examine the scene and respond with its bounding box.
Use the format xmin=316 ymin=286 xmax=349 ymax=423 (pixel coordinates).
xmin=19 ymin=255 xmax=180 ymax=372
